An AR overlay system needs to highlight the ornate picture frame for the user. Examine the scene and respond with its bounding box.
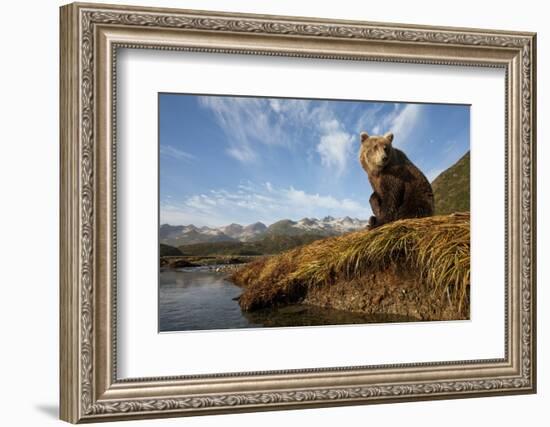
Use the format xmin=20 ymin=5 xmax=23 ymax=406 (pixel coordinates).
xmin=60 ymin=2 xmax=536 ymax=423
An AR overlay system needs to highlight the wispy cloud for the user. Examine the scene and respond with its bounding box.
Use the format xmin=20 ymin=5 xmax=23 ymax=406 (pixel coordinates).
xmin=357 ymin=103 xmax=424 ymax=147
xmin=198 ymin=96 xmax=286 ymax=163
xmin=226 ymin=145 xmax=256 ymax=163
xmin=268 ymin=98 xmax=311 ymax=122
xmin=390 ymin=104 xmax=423 ymax=144
xmin=284 ymin=186 xmax=365 ymax=212
xmin=355 ymin=104 xmax=384 ymax=132
xmin=316 ymin=117 xmax=353 ymax=175
xmin=198 ymin=96 xmax=356 ymax=174
xmin=160 ymin=145 xmax=196 ymax=161
xmin=274 ymin=99 xmax=354 ymax=175
xmin=160 ymin=181 xmax=370 ymax=227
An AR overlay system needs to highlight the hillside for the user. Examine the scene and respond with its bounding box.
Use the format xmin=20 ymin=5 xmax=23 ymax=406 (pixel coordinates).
xmin=159 ymin=243 xmax=183 ymax=257
xmin=231 ymin=213 xmax=470 ymax=321
xmin=431 ymin=151 xmax=470 ymax=215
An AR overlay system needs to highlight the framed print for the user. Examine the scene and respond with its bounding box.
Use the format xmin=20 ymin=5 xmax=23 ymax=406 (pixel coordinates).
xmin=59 ymin=2 xmax=537 ymax=423
xmin=157 ymin=94 xmax=471 ymax=332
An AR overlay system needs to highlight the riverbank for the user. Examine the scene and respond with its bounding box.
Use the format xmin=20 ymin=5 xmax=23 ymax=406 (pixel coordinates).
xmin=231 ymin=213 xmax=470 ymax=321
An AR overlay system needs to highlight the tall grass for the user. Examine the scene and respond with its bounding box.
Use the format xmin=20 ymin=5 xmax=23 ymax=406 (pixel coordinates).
xmin=232 ymin=213 xmax=470 ymax=312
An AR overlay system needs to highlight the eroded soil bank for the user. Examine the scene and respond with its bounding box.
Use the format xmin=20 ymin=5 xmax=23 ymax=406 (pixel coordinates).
xmin=232 ymin=263 xmax=467 ymax=321
xmin=302 ymin=264 xmax=467 ymax=321
xmin=230 ymin=214 xmax=471 ymax=322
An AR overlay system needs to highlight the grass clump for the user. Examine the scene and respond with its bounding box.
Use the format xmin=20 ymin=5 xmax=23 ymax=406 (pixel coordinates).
xmin=232 ymin=213 xmax=470 ymax=315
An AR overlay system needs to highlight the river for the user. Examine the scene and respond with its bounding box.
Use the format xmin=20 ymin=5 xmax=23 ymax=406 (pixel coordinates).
xmin=159 ymin=266 xmax=412 ymax=332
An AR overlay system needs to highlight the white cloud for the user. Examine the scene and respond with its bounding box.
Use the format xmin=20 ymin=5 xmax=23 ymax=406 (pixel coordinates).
xmin=316 ymin=130 xmax=353 ymax=175
xmin=356 ymin=103 xmax=424 ymax=147
xmin=356 ymin=104 xmax=384 ymax=133
xmin=160 ymin=145 xmax=196 ymax=161
xmin=269 ymin=98 xmax=311 ymax=122
xmin=390 ymin=104 xmax=422 ymax=144
xmin=285 ymin=186 xmax=363 ymax=211
xmin=312 ymin=104 xmax=354 ymax=175
xmin=269 ymin=99 xmax=282 ymax=113
xmin=199 ymin=96 xmax=356 ymax=174
xmin=160 ymin=182 xmax=370 ymax=226
xmin=226 ymin=145 xmax=257 ymax=163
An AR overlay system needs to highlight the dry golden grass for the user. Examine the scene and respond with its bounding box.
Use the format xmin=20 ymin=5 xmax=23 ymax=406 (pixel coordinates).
xmin=232 ymin=213 xmax=470 ymax=312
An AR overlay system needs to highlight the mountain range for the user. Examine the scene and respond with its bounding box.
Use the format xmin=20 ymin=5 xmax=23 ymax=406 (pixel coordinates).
xmin=160 ymin=216 xmax=369 ymax=247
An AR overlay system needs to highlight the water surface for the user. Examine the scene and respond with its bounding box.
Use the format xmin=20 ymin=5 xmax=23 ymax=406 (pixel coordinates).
xmin=159 ymin=267 xmax=413 ymax=332
xmin=159 ymin=267 xmax=257 ymax=331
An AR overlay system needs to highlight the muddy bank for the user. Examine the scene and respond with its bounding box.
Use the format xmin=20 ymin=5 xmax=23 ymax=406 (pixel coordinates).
xmin=233 ymin=263 xmax=467 ymax=321
xmin=302 ymin=264 xmax=467 ymax=321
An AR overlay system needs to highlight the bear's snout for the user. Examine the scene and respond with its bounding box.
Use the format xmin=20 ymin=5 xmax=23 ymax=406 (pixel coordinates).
xmin=378 ymin=152 xmax=390 ymax=167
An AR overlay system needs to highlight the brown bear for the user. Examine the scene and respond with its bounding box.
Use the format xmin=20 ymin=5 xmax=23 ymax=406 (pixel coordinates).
xmin=359 ymin=131 xmax=434 ymax=228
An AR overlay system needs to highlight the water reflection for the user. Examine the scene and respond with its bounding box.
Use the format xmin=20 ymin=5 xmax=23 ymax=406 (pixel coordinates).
xmin=243 ymin=305 xmax=413 ymax=328
xmin=159 ymin=268 xmax=259 ymax=332
xmin=159 ymin=267 xmax=414 ymax=332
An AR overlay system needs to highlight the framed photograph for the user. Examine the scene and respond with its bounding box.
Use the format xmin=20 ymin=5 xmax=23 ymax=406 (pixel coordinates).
xmin=60 ymin=2 xmax=537 ymax=423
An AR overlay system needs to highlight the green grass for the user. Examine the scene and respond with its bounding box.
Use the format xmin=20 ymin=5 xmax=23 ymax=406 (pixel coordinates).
xmin=432 ymin=151 xmax=470 ymax=215
xmin=232 ymin=213 xmax=470 ymax=313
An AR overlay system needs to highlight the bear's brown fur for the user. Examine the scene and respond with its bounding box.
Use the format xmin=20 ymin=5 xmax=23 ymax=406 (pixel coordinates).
xmin=359 ymin=131 xmax=434 ymax=228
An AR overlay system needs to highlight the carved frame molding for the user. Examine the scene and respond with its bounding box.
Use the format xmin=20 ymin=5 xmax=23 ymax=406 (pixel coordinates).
xmin=60 ymin=2 xmax=536 ymax=423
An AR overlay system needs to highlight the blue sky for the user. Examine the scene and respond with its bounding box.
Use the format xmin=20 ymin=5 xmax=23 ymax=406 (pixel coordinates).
xmin=159 ymin=93 xmax=469 ymax=227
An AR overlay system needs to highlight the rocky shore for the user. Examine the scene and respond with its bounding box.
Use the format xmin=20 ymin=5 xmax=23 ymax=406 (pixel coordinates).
xmin=160 ymin=255 xmax=257 ymax=273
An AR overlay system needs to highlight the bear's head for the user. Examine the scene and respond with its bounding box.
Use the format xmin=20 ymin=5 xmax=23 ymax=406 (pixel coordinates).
xmin=359 ymin=131 xmax=395 ymax=173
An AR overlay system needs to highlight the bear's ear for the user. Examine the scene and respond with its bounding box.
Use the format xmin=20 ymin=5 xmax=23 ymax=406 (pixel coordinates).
xmin=384 ymin=132 xmax=394 ymax=144
xmin=360 ymin=132 xmax=369 ymax=143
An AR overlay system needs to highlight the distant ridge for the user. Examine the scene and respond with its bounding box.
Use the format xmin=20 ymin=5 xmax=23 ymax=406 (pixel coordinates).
xmin=160 ymin=216 xmax=369 ymax=247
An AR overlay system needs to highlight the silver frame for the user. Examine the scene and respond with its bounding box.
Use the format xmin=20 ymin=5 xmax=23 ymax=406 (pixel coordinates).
xmin=60 ymin=2 xmax=536 ymax=423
